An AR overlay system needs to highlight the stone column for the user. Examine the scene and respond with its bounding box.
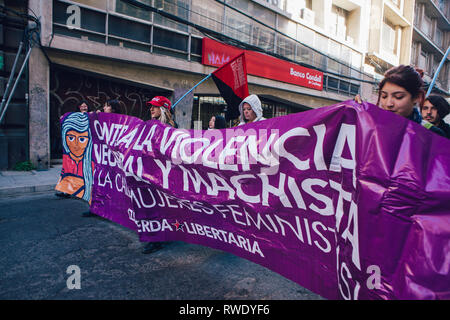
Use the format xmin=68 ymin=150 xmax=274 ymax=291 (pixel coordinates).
xmin=28 ymin=0 xmax=52 ymax=170
xmin=173 ymin=86 xmax=194 ymax=130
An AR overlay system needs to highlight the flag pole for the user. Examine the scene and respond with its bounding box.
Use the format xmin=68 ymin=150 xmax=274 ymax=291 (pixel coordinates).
xmin=172 ymin=73 xmax=212 ymax=109
xmin=426 ymin=46 xmax=449 ymax=98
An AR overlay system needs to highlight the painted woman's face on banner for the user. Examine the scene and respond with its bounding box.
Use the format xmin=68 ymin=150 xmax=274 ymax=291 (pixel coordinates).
xmin=66 ymin=130 xmax=89 ymax=158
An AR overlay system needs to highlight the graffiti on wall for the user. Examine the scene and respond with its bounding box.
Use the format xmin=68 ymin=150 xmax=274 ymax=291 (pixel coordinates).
xmin=50 ymin=67 xmax=169 ymax=159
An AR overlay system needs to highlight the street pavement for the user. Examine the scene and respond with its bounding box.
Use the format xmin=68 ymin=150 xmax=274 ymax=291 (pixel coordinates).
xmin=0 ymin=167 xmax=323 ymax=300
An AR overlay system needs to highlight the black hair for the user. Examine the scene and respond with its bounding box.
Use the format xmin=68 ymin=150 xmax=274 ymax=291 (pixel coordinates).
xmin=105 ymin=99 xmax=121 ymax=114
xmin=77 ymin=100 xmax=91 ymax=111
xmin=214 ymin=115 xmax=227 ymax=129
xmin=425 ymin=95 xmax=450 ymax=120
xmin=377 ymin=65 xmax=425 ymax=106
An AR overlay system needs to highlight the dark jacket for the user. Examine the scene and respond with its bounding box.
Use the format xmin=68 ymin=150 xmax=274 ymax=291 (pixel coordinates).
xmin=437 ymin=121 xmax=450 ymax=139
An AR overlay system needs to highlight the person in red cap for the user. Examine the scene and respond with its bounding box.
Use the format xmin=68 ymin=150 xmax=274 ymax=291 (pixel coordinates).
xmin=147 ymin=96 xmax=176 ymax=127
xmin=142 ymin=96 xmax=176 ymax=254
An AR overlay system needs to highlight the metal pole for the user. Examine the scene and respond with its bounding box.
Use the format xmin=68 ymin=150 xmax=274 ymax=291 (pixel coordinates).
xmin=172 ymin=73 xmax=212 ymax=109
xmin=426 ymin=46 xmax=450 ymax=98
xmin=0 ymin=45 xmax=33 ymax=123
xmin=0 ymin=41 xmax=24 ymax=115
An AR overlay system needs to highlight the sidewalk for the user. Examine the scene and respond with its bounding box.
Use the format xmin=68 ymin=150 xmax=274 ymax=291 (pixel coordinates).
xmin=0 ymin=165 xmax=61 ymax=197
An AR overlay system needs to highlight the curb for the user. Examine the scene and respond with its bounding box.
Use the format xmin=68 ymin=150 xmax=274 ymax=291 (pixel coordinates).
xmin=0 ymin=184 xmax=56 ymax=197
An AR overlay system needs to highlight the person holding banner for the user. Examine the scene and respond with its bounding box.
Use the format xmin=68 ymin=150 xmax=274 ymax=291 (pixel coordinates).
xmin=421 ymin=94 xmax=450 ymax=139
xmin=142 ymin=96 xmax=176 ymax=254
xmin=78 ymin=100 xmax=91 ymax=113
xmin=146 ymin=96 xmax=177 ymax=128
xmin=81 ymin=99 xmax=123 ymax=217
xmin=237 ymin=94 xmax=265 ymax=126
xmin=357 ymin=65 xmax=445 ymax=137
xmin=97 ymin=99 xmax=121 ymax=114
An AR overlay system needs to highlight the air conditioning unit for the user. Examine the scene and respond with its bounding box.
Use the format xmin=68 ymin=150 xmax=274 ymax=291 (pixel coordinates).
xmin=300 ymin=8 xmax=315 ymax=24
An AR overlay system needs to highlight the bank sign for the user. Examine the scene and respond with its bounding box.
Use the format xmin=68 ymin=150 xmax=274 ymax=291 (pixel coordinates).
xmin=202 ymin=38 xmax=323 ymax=91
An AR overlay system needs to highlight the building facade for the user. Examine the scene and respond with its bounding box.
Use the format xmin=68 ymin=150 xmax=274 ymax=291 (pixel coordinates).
xmin=411 ymin=0 xmax=449 ymax=94
xmin=364 ymin=0 xmax=415 ymax=78
xmin=1 ymin=0 xmax=424 ymax=170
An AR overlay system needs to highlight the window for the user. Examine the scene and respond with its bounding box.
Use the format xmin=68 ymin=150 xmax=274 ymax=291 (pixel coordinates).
xmin=53 ymin=1 xmax=106 ymax=33
xmin=435 ymin=28 xmax=443 ymax=48
xmin=228 ymin=0 xmax=276 ymax=28
xmin=327 ymin=76 xmax=338 ymax=92
xmin=115 ymin=0 xmax=152 ymax=21
xmin=350 ymin=84 xmax=360 ymax=95
xmin=190 ymin=0 xmax=224 ymax=34
xmin=108 ymin=15 xmax=150 ymax=43
xmin=278 ymin=15 xmax=297 ymax=38
xmin=190 ymin=36 xmax=202 ymax=61
xmin=422 ymin=14 xmax=432 ymax=38
xmin=224 ymin=7 xmax=252 ymax=43
xmin=329 ymin=5 xmax=348 ymax=39
xmin=277 ymin=36 xmax=295 ymax=60
xmin=252 ymin=25 xmax=275 ymax=52
xmin=382 ymin=17 xmax=396 ymax=54
xmin=73 ymin=0 xmax=108 ymax=10
xmin=296 ymin=45 xmax=314 ymax=65
xmin=153 ymin=27 xmax=188 ymax=51
xmin=339 ymin=80 xmax=350 ymax=93
xmin=418 ymin=50 xmax=429 ymax=72
xmin=314 ymin=34 xmax=328 ymax=69
xmin=153 ymin=0 xmax=189 ymax=32
xmin=297 ymin=24 xmax=314 ymax=47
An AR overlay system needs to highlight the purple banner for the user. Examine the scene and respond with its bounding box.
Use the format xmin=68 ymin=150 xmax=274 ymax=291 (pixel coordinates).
xmin=66 ymin=100 xmax=450 ymax=300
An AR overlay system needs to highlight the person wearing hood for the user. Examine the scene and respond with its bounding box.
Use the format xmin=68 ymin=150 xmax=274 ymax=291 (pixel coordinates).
xmin=238 ymin=94 xmax=265 ymax=125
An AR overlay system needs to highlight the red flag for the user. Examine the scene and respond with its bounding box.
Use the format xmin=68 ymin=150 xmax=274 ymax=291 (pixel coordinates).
xmin=211 ymin=52 xmax=249 ymax=121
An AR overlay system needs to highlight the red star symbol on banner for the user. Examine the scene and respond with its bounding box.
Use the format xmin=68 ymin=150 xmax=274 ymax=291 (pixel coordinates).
xmin=172 ymin=220 xmax=184 ymax=232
